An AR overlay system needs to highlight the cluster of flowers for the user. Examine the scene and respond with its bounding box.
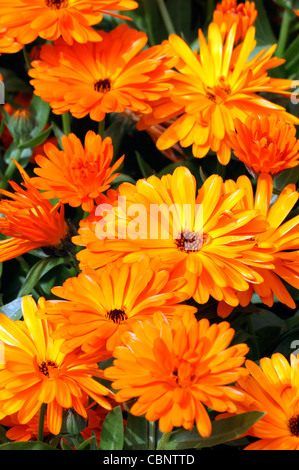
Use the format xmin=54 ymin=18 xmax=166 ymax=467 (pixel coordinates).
xmin=0 ymin=0 xmax=299 ymax=450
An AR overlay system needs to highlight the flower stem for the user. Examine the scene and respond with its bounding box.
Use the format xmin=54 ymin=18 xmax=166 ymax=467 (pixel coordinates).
xmin=148 ymin=421 xmax=156 ymax=450
xmin=156 ymin=0 xmax=176 ymax=36
xmin=0 ymin=148 xmax=21 ymax=189
xmin=156 ymin=431 xmax=171 ymax=450
xmin=276 ymin=2 xmax=294 ymax=57
xmin=62 ymin=112 xmax=71 ymax=136
xmin=38 ymin=403 xmax=47 ymax=442
xmin=98 ymin=117 xmax=105 ymax=139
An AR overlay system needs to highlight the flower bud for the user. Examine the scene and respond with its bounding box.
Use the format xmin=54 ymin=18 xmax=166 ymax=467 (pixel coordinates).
xmin=11 ymin=108 xmax=35 ymax=138
xmin=60 ymin=408 xmax=88 ymax=436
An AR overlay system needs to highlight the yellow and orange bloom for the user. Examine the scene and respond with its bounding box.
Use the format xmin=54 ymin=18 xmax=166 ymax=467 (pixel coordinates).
xmin=222 ymin=353 xmax=299 ymax=450
xmin=0 ymin=0 xmax=138 ymax=46
xmin=218 ymin=172 xmax=299 ymax=317
xmin=230 ymin=114 xmax=299 ymax=177
xmin=0 ymin=296 xmax=113 ymax=436
xmin=31 ymin=130 xmax=124 ymax=213
xmin=141 ymin=22 xmax=299 ymax=165
xmin=39 ymin=255 xmax=197 ymax=355
xmin=0 ymin=161 xmax=72 ymax=262
xmin=73 ymin=166 xmax=272 ymax=310
xmin=28 ymin=24 xmax=173 ymax=122
xmin=105 ymin=311 xmax=249 ymax=437
xmin=0 ymin=412 xmax=51 ymax=442
xmin=0 ymin=27 xmax=23 ymax=54
xmin=213 ymin=0 xmax=257 ymax=44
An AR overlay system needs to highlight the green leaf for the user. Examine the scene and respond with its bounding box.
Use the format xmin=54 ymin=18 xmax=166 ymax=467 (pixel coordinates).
xmin=136 ymin=152 xmax=155 ymax=178
xmin=18 ymin=125 xmax=53 ymax=150
xmin=254 ymin=0 xmax=277 ymax=45
xmin=167 ymin=0 xmax=192 ymax=40
xmin=164 ymin=411 xmax=265 ymax=450
xmin=17 ymin=257 xmax=70 ymax=297
xmin=0 ymin=297 xmax=23 ymax=321
xmin=29 ymin=95 xmax=50 ymax=138
xmin=0 ymin=441 xmax=58 ymax=450
xmin=124 ymin=414 xmax=149 ymax=450
xmin=99 ymin=406 xmax=124 ymax=450
xmin=273 ymin=165 xmax=299 ymax=192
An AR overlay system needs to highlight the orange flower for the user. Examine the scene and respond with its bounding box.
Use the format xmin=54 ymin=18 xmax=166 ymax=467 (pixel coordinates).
xmin=225 ymin=353 xmax=299 ymax=450
xmin=141 ymin=22 xmax=299 ymax=165
xmin=0 ymin=412 xmax=51 ymax=442
xmin=230 ymin=114 xmax=299 ymax=177
xmin=31 ymin=130 xmax=124 ymax=212
xmin=40 ymin=255 xmax=197 ymax=355
xmin=73 ymin=166 xmax=271 ymax=310
xmin=0 ymin=0 xmax=138 ymax=46
xmin=213 ymin=0 xmax=257 ymax=44
xmin=28 ymin=24 xmax=173 ymax=122
xmin=0 ymin=27 xmax=23 ymax=54
xmin=105 ymin=311 xmax=249 ymax=438
xmin=0 ymin=296 xmax=112 ymax=436
xmin=218 ymin=172 xmax=299 ymax=317
xmin=0 ymin=160 xmax=72 ymax=262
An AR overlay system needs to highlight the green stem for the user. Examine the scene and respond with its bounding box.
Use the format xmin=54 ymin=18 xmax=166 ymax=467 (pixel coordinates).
xmin=276 ymin=2 xmax=294 ymax=57
xmin=0 ymin=148 xmax=21 ymax=189
xmin=38 ymin=403 xmax=47 ymax=442
xmin=23 ymin=46 xmax=31 ymax=70
xmin=148 ymin=421 xmax=156 ymax=450
xmin=98 ymin=117 xmax=105 ymax=139
xmin=62 ymin=112 xmax=71 ymax=136
xmin=156 ymin=431 xmax=171 ymax=450
xmin=156 ymin=0 xmax=176 ymax=36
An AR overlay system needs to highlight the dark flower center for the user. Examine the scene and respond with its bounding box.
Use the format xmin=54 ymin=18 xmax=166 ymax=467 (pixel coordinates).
xmin=106 ymin=308 xmax=128 ymax=324
xmin=94 ymin=79 xmax=112 ymax=94
xmin=45 ymin=0 xmax=68 ymax=9
xmin=289 ymin=415 xmax=299 ymax=437
xmin=175 ymin=229 xmax=205 ymax=253
xmin=38 ymin=360 xmax=58 ymax=378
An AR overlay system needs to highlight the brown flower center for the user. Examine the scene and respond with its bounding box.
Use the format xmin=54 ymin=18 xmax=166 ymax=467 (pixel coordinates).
xmin=45 ymin=0 xmax=68 ymax=9
xmin=206 ymin=77 xmax=231 ymax=104
xmin=289 ymin=415 xmax=299 ymax=437
xmin=175 ymin=229 xmax=206 ymax=253
xmin=106 ymin=308 xmax=128 ymax=324
xmin=94 ymin=79 xmax=112 ymax=94
xmin=38 ymin=360 xmax=58 ymax=378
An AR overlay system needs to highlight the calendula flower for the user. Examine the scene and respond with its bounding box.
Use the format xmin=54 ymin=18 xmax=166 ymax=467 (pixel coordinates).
xmin=143 ymin=22 xmax=299 ymax=165
xmin=0 ymin=412 xmax=51 ymax=442
xmin=218 ymin=172 xmax=299 ymax=317
xmin=73 ymin=166 xmax=271 ymax=310
xmin=230 ymin=114 xmax=299 ymax=177
xmin=213 ymin=0 xmax=257 ymax=44
xmin=40 ymin=255 xmax=197 ymax=355
xmin=0 ymin=296 xmax=113 ymax=435
xmin=105 ymin=311 xmax=249 ymax=437
xmin=28 ymin=24 xmax=173 ymax=122
xmin=224 ymin=353 xmax=299 ymax=450
xmin=0 ymin=0 xmax=138 ymax=46
xmin=0 ymin=27 xmax=23 ymax=54
xmin=0 ymin=160 xmax=72 ymax=262
xmin=31 ymin=130 xmax=124 ymax=213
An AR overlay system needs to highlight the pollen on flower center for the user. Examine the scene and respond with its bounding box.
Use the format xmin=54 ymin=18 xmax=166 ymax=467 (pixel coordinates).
xmin=45 ymin=0 xmax=68 ymax=9
xmin=38 ymin=360 xmax=58 ymax=378
xmin=175 ymin=230 xmax=205 ymax=253
xmin=289 ymin=415 xmax=299 ymax=437
xmin=94 ymin=79 xmax=112 ymax=94
xmin=106 ymin=308 xmax=128 ymax=324
xmin=206 ymin=78 xmax=231 ymax=104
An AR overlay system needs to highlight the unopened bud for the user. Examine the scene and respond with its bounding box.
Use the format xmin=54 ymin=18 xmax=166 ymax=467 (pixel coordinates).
xmin=60 ymin=408 xmax=88 ymax=436
xmin=11 ymin=108 xmax=35 ymax=138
